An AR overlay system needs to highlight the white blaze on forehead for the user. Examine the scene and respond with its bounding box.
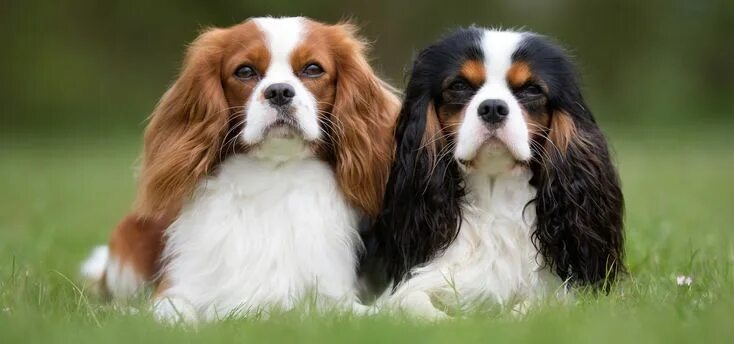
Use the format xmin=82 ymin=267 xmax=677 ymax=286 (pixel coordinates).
xmin=480 ymin=30 xmax=523 ymax=86
xmin=243 ymin=17 xmax=321 ymax=148
xmin=455 ymin=30 xmax=531 ymax=165
xmin=253 ymin=17 xmax=305 ymax=66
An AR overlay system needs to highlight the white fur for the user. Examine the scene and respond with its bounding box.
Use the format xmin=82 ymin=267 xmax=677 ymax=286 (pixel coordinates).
xmin=243 ymin=17 xmax=321 ymax=144
xmin=104 ymin=257 xmax=145 ymax=299
xmin=81 ymin=245 xmax=109 ymax=283
xmin=387 ymin=30 xmax=566 ymax=319
xmin=388 ymin=150 xmax=564 ymax=318
xmin=83 ymin=17 xmax=366 ymax=321
xmin=81 ymin=245 xmax=146 ymax=299
xmin=155 ymin=138 xmax=363 ymax=322
xmin=455 ymin=30 xmax=530 ymax=162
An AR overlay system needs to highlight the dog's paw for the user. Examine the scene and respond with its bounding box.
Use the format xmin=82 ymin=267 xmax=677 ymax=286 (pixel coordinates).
xmin=350 ymin=302 xmax=379 ymax=316
xmin=152 ymin=296 xmax=199 ymax=325
xmin=399 ymin=291 xmax=451 ymax=322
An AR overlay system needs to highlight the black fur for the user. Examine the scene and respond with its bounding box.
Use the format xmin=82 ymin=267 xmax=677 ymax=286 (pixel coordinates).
xmin=517 ymin=35 xmax=626 ymax=288
xmin=374 ymin=30 xmax=625 ymax=290
xmin=373 ymin=28 xmax=483 ymax=285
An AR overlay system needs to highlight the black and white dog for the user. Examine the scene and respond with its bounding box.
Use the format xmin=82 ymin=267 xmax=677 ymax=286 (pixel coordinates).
xmin=372 ymin=28 xmax=625 ymax=318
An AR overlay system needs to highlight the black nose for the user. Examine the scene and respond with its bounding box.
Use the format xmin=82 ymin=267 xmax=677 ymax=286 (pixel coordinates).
xmin=264 ymin=83 xmax=295 ymax=106
xmin=477 ymin=99 xmax=509 ymax=124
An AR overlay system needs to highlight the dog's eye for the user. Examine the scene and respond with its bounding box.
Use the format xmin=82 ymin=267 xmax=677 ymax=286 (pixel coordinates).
xmin=449 ymin=79 xmax=471 ymax=91
xmin=515 ymin=83 xmax=544 ymax=97
xmin=523 ymin=84 xmax=543 ymax=95
xmin=234 ymin=65 xmax=258 ymax=80
xmin=301 ymin=63 xmax=325 ymax=78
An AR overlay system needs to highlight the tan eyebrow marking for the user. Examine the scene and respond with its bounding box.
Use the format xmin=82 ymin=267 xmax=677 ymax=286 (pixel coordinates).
xmin=506 ymin=61 xmax=532 ymax=88
xmin=459 ymin=59 xmax=486 ymax=87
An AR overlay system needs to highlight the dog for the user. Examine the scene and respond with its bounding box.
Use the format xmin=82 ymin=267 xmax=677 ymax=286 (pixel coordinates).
xmin=81 ymin=16 xmax=399 ymax=322
xmin=373 ymin=27 xmax=624 ymax=319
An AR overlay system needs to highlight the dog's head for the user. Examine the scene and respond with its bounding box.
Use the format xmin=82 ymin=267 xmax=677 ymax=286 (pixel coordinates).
xmin=136 ymin=17 xmax=399 ymax=218
xmin=377 ymin=28 xmax=624 ymax=288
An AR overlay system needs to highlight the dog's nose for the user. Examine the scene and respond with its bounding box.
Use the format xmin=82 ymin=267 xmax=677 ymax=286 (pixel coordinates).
xmin=477 ymin=99 xmax=509 ymax=124
xmin=264 ymin=83 xmax=295 ymax=107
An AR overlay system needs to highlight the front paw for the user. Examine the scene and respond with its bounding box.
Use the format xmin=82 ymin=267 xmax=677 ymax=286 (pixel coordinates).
xmin=409 ymin=306 xmax=449 ymax=322
xmin=350 ymin=302 xmax=379 ymax=316
xmin=152 ymin=296 xmax=199 ymax=325
xmin=398 ymin=292 xmax=451 ymax=322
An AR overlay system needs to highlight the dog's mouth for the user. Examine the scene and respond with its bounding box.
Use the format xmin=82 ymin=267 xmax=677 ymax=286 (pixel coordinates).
xmin=263 ymin=116 xmax=302 ymax=139
xmin=457 ymin=136 xmax=527 ymax=172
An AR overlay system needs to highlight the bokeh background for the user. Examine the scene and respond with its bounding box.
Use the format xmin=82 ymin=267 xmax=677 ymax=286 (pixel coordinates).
xmin=2 ymin=0 xmax=732 ymax=136
xmin=1 ymin=0 xmax=733 ymax=281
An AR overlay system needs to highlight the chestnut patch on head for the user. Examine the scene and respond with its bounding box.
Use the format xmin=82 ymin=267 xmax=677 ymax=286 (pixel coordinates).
xmin=222 ymin=21 xmax=271 ymax=110
xmin=292 ymin=21 xmax=338 ymax=111
xmin=290 ymin=19 xmax=400 ymax=218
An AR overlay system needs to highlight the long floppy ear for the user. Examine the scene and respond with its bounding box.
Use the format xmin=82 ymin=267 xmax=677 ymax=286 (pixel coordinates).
xmin=530 ymin=62 xmax=625 ymax=289
xmin=328 ymin=23 xmax=401 ymax=218
xmin=134 ymin=28 xmax=230 ymax=218
xmin=373 ymin=65 xmax=465 ymax=284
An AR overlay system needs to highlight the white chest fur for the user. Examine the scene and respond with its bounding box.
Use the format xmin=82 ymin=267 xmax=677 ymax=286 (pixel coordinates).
xmin=390 ymin=165 xmax=562 ymax=316
xmin=157 ymin=144 xmax=361 ymax=321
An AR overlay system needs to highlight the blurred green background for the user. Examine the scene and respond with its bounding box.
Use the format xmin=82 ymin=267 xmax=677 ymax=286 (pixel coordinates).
xmin=1 ymin=0 xmax=732 ymax=139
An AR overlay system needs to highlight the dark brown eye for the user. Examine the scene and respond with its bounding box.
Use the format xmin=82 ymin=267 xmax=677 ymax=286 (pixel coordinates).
xmin=301 ymin=63 xmax=324 ymax=78
xmin=449 ymin=79 xmax=471 ymax=91
xmin=515 ymin=83 xmax=543 ymax=97
xmin=234 ymin=65 xmax=258 ymax=80
xmin=523 ymin=84 xmax=543 ymax=95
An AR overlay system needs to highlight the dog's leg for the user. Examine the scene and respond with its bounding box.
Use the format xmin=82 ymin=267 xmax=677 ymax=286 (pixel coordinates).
xmin=81 ymin=214 xmax=170 ymax=299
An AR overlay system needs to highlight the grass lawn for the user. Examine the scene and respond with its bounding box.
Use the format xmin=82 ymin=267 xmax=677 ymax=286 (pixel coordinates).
xmin=1 ymin=125 xmax=733 ymax=343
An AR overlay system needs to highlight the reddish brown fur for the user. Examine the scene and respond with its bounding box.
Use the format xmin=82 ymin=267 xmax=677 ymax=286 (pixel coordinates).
xmin=105 ymin=214 xmax=170 ymax=294
xmin=302 ymin=21 xmax=400 ymax=217
xmin=460 ymin=60 xmax=486 ymax=87
xmin=135 ymin=22 xmax=269 ymax=219
xmin=421 ymin=102 xmax=443 ymax=164
xmin=548 ymin=111 xmax=579 ymax=153
xmin=103 ymin=18 xmax=399 ymax=296
xmin=506 ymin=61 xmax=532 ymax=88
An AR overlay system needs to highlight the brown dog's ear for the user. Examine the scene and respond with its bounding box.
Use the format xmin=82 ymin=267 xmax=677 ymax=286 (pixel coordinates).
xmin=135 ymin=28 xmax=230 ymax=218
xmin=328 ymin=23 xmax=400 ymax=218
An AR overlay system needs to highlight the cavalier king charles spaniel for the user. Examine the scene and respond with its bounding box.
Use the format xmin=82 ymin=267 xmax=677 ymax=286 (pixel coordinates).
xmin=372 ymin=27 xmax=624 ymax=319
xmin=81 ymin=17 xmax=399 ymax=322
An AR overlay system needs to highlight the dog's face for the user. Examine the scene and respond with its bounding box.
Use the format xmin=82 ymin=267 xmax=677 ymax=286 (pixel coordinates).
xmin=441 ymin=32 xmax=533 ymax=168
xmin=414 ymin=29 xmax=581 ymax=174
xmin=135 ymin=17 xmax=399 ymax=218
xmin=228 ymin=17 xmax=335 ymax=145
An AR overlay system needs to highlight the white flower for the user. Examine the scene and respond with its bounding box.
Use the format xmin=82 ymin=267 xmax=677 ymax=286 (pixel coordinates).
xmin=676 ymin=275 xmax=693 ymax=286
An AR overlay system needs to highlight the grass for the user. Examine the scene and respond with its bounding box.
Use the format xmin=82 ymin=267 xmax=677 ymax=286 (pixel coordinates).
xmin=1 ymin=125 xmax=733 ymax=343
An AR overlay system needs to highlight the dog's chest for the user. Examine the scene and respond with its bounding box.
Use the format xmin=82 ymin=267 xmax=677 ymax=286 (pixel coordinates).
xmin=162 ymin=155 xmax=360 ymax=317
xmin=411 ymin=169 xmax=560 ymax=308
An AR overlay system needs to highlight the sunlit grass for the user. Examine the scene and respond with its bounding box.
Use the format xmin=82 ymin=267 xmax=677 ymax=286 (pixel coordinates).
xmin=1 ymin=127 xmax=733 ymax=343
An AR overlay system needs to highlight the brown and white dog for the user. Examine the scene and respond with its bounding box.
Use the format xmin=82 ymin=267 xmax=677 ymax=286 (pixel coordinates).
xmin=81 ymin=17 xmax=399 ymax=322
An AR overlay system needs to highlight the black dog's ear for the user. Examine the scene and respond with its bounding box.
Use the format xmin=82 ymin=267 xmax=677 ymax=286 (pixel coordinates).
xmin=373 ymin=86 xmax=465 ymax=285
xmin=528 ymin=42 xmax=625 ymax=289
